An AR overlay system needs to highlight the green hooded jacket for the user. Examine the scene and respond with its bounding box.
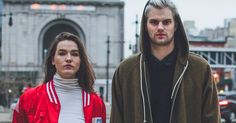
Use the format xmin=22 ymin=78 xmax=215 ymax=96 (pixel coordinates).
xmin=110 ymin=1 xmax=221 ymax=123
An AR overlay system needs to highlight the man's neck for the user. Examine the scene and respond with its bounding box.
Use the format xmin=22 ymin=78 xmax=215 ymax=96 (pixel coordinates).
xmin=150 ymin=43 xmax=175 ymax=60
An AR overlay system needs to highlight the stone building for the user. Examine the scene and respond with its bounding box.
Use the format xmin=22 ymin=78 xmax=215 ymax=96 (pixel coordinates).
xmin=0 ymin=0 xmax=124 ymax=103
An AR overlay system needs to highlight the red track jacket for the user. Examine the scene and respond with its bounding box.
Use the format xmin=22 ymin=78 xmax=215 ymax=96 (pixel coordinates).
xmin=12 ymin=80 xmax=106 ymax=123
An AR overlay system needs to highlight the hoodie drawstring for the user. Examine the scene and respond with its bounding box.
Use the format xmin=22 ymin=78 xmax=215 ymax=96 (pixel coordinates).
xmin=140 ymin=54 xmax=147 ymax=123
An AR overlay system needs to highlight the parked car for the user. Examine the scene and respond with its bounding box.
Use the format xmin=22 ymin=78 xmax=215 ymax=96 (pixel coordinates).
xmin=219 ymin=91 xmax=236 ymax=123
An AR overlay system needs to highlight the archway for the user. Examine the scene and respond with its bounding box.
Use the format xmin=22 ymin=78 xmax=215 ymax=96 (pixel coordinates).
xmin=39 ymin=19 xmax=85 ymax=64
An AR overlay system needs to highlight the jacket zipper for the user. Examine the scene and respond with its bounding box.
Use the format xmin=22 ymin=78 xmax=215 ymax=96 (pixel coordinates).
xmin=169 ymin=61 xmax=189 ymax=123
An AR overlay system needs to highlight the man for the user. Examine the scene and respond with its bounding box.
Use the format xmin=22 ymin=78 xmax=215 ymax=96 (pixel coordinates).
xmin=110 ymin=0 xmax=221 ymax=123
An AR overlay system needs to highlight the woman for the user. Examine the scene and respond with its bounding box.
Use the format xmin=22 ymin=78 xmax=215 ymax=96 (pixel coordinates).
xmin=12 ymin=32 xmax=106 ymax=123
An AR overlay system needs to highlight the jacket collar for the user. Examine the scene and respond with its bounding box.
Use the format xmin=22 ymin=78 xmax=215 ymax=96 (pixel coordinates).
xmin=46 ymin=80 xmax=91 ymax=108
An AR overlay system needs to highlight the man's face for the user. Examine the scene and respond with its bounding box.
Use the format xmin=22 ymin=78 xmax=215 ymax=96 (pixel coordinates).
xmin=146 ymin=7 xmax=176 ymax=47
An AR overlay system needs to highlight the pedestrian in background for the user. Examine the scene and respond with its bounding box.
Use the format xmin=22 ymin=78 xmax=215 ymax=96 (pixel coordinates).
xmin=110 ymin=0 xmax=221 ymax=123
xmin=13 ymin=32 xmax=106 ymax=123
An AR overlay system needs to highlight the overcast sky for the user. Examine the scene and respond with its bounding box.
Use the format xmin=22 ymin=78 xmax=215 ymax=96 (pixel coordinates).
xmin=122 ymin=0 xmax=236 ymax=57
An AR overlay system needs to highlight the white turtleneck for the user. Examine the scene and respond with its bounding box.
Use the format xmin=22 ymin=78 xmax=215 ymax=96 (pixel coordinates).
xmin=53 ymin=73 xmax=84 ymax=123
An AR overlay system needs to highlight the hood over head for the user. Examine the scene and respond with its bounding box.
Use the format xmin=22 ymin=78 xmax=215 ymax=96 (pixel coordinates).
xmin=139 ymin=0 xmax=189 ymax=64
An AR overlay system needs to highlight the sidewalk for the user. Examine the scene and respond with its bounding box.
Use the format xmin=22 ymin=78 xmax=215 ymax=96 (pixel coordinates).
xmin=0 ymin=112 xmax=11 ymax=123
xmin=0 ymin=103 xmax=111 ymax=123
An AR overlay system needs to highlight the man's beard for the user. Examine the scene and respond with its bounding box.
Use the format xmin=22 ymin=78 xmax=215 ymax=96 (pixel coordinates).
xmin=150 ymin=35 xmax=174 ymax=46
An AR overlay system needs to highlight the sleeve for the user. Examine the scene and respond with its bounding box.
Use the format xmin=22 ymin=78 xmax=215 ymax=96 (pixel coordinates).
xmin=12 ymin=96 xmax=28 ymax=123
xmin=110 ymin=69 xmax=123 ymax=123
xmin=90 ymin=93 xmax=106 ymax=123
xmin=202 ymin=65 xmax=221 ymax=123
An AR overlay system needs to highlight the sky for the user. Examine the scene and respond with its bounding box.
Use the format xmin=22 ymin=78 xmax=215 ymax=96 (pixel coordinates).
xmin=122 ymin=0 xmax=236 ymax=57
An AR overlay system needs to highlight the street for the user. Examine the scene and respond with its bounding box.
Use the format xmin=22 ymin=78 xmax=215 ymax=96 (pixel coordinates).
xmin=0 ymin=105 xmax=234 ymax=123
xmin=0 ymin=112 xmax=11 ymax=123
xmin=0 ymin=103 xmax=111 ymax=123
xmin=0 ymin=111 xmax=111 ymax=123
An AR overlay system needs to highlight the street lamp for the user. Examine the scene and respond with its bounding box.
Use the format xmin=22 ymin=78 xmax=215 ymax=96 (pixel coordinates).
xmin=133 ymin=14 xmax=139 ymax=54
xmin=106 ymin=36 xmax=110 ymax=102
xmin=8 ymin=12 xmax=13 ymax=27
xmin=43 ymin=49 xmax=48 ymax=62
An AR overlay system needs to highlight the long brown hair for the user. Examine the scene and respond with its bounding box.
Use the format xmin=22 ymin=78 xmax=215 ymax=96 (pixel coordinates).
xmin=43 ymin=32 xmax=95 ymax=92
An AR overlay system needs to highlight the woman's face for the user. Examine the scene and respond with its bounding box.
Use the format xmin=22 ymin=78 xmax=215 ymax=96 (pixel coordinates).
xmin=52 ymin=40 xmax=81 ymax=79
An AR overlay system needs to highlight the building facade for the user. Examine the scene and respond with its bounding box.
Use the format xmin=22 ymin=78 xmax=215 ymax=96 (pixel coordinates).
xmin=189 ymin=39 xmax=236 ymax=91
xmin=1 ymin=0 xmax=124 ymax=103
xmin=184 ymin=19 xmax=236 ymax=91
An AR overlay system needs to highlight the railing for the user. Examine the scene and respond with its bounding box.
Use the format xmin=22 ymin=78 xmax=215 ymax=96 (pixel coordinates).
xmin=190 ymin=47 xmax=236 ymax=68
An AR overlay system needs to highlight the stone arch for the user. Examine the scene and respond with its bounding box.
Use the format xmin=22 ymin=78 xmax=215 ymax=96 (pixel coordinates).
xmin=38 ymin=19 xmax=86 ymax=64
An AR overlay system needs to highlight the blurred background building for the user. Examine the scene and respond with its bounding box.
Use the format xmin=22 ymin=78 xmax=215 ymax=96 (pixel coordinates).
xmin=0 ymin=0 xmax=124 ymax=106
xmin=184 ymin=19 xmax=236 ymax=92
